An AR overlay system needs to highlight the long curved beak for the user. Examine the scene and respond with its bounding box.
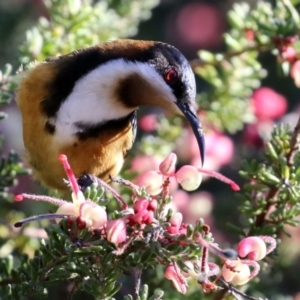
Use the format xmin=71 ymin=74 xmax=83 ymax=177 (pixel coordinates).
xmin=176 ymin=102 xmax=205 ymax=165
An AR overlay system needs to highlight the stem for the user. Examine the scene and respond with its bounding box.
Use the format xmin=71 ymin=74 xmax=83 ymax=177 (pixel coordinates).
xmin=286 ymin=115 xmax=300 ymax=166
xmin=218 ymin=278 xmax=267 ymax=300
xmin=133 ymin=268 xmax=142 ymax=300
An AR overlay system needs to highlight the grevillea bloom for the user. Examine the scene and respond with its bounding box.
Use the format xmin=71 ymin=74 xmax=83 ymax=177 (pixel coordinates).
xmin=15 ymin=154 xmax=107 ymax=230
xmin=222 ymin=260 xmax=251 ymax=285
xmin=165 ymin=264 xmax=187 ymax=294
xmin=176 ymin=165 xmax=202 ymax=191
xmin=237 ymin=236 xmax=267 ymax=261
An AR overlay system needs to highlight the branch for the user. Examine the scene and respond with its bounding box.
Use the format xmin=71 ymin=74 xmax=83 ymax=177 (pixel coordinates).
xmin=189 ymin=42 xmax=273 ymax=70
xmin=250 ymin=116 xmax=300 ymax=233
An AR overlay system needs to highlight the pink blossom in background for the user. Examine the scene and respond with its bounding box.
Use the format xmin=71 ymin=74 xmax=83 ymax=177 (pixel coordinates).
xmin=281 ymin=46 xmax=296 ymax=63
xmin=131 ymin=155 xmax=161 ymax=173
xmin=139 ymin=114 xmax=158 ymax=132
xmin=251 ymin=87 xmax=287 ymax=121
xmin=205 ymin=132 xmax=234 ymax=166
xmin=177 ymin=128 xmax=234 ymax=170
xmin=166 ymin=3 xmax=225 ymax=52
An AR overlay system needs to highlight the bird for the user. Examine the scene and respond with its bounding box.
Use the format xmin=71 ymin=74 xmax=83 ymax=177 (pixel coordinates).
xmin=16 ymin=39 xmax=205 ymax=195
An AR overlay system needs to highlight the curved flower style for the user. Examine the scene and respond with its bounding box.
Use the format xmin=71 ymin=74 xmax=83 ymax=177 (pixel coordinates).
xmin=14 ymin=154 xmax=107 ymax=230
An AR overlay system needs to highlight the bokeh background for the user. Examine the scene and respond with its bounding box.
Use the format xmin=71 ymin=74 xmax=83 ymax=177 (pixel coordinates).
xmin=1 ymin=0 xmax=300 ymax=299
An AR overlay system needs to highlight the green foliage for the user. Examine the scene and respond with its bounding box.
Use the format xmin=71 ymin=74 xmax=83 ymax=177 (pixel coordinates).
xmin=237 ymin=122 xmax=300 ymax=236
xmin=19 ymin=0 xmax=159 ymax=63
xmin=194 ymin=0 xmax=299 ymax=132
xmin=0 ymin=64 xmax=29 ymax=202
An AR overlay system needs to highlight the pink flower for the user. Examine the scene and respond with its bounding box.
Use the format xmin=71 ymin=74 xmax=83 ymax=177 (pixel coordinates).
xmin=281 ymin=45 xmax=296 ymax=63
xmin=237 ymin=237 xmax=267 ymax=261
xmin=165 ymin=264 xmax=187 ymax=294
xmin=251 ymin=87 xmax=287 ymax=121
xmin=139 ymin=114 xmax=158 ymax=131
xmin=222 ymin=260 xmax=251 ymax=285
xmin=237 ymin=236 xmax=277 ymax=261
xmin=129 ymin=198 xmax=157 ymax=225
xmin=106 ymin=218 xmax=127 ymax=246
xmin=15 ymin=155 xmax=107 ymax=230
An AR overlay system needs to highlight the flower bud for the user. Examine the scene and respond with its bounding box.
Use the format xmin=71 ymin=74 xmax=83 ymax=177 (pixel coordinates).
xmin=133 ymin=198 xmax=149 ymax=213
xmin=167 ymin=212 xmax=183 ymax=234
xmin=159 ymin=152 xmax=177 ymax=175
xmin=176 ymin=165 xmax=202 ymax=191
xmin=148 ymin=199 xmax=158 ymax=211
xmin=107 ymin=218 xmax=127 ymax=246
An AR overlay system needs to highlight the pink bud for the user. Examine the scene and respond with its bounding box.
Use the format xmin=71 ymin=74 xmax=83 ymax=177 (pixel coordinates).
xmin=167 ymin=212 xmax=183 ymax=234
xmin=135 ymin=171 xmax=163 ymax=195
xmin=176 ymin=165 xmax=202 ymax=191
xmin=169 ymin=212 xmax=183 ymax=228
xmin=222 ymin=260 xmax=251 ymax=285
xmin=129 ymin=209 xmax=149 ymax=225
xmin=133 ymin=198 xmax=149 ymax=213
xmin=159 ymin=153 xmax=177 ymax=175
xmin=148 ymin=199 xmax=158 ymax=211
xmin=143 ymin=210 xmax=154 ymax=224
xmin=237 ymin=236 xmax=267 ymax=261
xmin=290 ymin=60 xmax=300 ymax=87
xmin=107 ymin=218 xmax=127 ymax=246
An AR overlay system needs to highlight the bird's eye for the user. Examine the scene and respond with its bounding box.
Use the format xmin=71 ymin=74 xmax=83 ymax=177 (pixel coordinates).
xmin=164 ymin=69 xmax=179 ymax=84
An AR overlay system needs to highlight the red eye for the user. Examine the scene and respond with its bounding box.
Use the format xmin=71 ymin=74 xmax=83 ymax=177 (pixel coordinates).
xmin=164 ymin=69 xmax=179 ymax=83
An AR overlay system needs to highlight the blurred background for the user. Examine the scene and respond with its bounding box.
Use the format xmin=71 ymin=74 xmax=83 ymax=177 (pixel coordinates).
xmin=1 ymin=0 xmax=300 ymax=299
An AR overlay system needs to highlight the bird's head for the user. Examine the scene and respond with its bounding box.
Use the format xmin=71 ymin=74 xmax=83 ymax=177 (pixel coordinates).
xmin=113 ymin=41 xmax=205 ymax=164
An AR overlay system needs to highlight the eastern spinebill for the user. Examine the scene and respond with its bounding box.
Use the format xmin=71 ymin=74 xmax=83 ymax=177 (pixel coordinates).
xmin=16 ymin=39 xmax=205 ymax=195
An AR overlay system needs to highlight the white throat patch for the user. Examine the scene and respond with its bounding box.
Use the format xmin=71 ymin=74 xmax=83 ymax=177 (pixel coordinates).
xmin=54 ymin=58 xmax=175 ymax=144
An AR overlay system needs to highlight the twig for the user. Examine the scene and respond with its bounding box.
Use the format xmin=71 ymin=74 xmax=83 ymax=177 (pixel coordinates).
xmin=286 ymin=115 xmax=300 ymax=166
xmin=218 ymin=278 xmax=268 ymax=300
xmin=189 ymin=43 xmax=273 ymax=70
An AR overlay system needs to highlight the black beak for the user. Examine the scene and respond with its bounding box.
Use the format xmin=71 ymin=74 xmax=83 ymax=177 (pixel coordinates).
xmin=176 ymin=102 xmax=205 ymax=165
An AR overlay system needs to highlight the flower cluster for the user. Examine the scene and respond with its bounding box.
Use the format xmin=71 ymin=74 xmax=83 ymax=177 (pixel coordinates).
xmin=136 ymin=152 xmax=239 ymax=195
xmin=163 ymin=213 xmax=276 ymax=293
xmin=14 ymin=153 xmax=276 ymax=298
